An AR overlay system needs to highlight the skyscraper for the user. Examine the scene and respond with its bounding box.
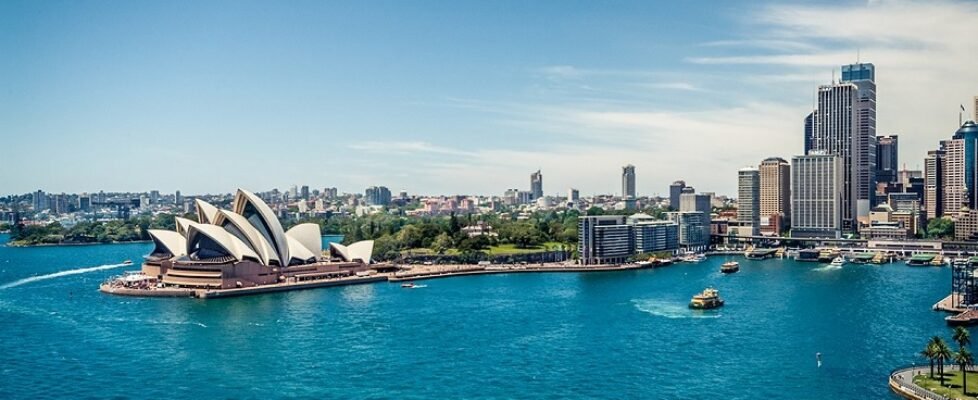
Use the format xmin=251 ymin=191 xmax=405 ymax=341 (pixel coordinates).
xmin=759 ymin=157 xmax=790 ymax=235
xmin=669 ymin=180 xmax=686 ymax=211
xmin=568 ymin=188 xmax=579 ymax=202
xmin=365 ymin=186 xmax=392 ymax=206
xmin=530 ymin=170 xmax=543 ymax=200
xmin=791 ymin=154 xmax=843 ymax=238
xmin=876 ymin=135 xmax=898 ymax=184
xmin=622 ymin=164 xmax=636 ymax=199
xmin=925 ymin=145 xmax=946 ymax=220
xmin=175 ymin=190 xmax=182 ymax=206
xmin=974 ymin=95 xmax=977 ymax=122
xmin=300 ymin=185 xmax=310 ymax=200
xmin=810 ymin=62 xmax=877 ymax=231
xmin=945 ymin=121 xmax=978 ymax=213
xmin=679 ymin=189 xmax=711 ymax=245
xmin=33 ymin=190 xmax=46 ymax=211
xmin=737 ymin=167 xmax=760 ymax=237
xmin=804 ymin=112 xmax=814 ymax=155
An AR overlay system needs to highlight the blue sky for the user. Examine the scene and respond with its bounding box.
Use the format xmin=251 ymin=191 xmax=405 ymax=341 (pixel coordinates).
xmin=2 ymin=0 xmax=976 ymax=197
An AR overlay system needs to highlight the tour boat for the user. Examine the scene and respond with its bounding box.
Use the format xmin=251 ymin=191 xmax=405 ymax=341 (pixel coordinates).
xmin=689 ymin=287 xmax=724 ymax=309
xmin=829 ymin=257 xmax=845 ymax=267
xmin=720 ymin=261 xmax=740 ymax=274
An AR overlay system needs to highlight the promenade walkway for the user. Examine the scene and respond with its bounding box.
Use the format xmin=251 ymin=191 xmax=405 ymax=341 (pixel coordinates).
xmin=889 ymin=365 xmax=959 ymax=400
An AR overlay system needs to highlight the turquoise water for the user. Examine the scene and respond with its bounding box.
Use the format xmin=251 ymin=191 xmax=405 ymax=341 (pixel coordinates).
xmin=0 ymin=232 xmax=952 ymax=399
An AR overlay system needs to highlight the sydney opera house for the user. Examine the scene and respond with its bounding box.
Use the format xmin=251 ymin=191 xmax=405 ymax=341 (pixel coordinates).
xmin=137 ymin=189 xmax=375 ymax=290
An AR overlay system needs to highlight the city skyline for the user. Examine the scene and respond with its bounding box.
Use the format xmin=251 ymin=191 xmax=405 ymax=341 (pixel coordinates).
xmin=2 ymin=1 xmax=977 ymax=196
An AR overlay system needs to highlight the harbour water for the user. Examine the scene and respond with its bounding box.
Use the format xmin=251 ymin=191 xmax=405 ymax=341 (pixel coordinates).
xmin=0 ymin=234 xmax=951 ymax=399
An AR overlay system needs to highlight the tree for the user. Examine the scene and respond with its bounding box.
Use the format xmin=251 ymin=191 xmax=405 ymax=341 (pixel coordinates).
xmin=927 ymin=218 xmax=955 ymax=239
xmin=957 ymin=348 xmax=974 ymax=394
xmin=457 ymin=235 xmax=490 ymax=253
xmin=954 ymin=326 xmax=972 ymax=350
xmin=431 ymin=233 xmax=453 ymax=255
xmin=372 ymin=234 xmax=400 ymax=261
xmin=934 ymin=336 xmax=954 ymax=386
xmin=396 ymin=225 xmax=424 ymax=249
xmin=922 ymin=342 xmax=937 ymax=378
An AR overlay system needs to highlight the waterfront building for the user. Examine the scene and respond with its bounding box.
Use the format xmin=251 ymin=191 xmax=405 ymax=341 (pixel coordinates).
xmin=578 ymin=215 xmax=631 ymax=265
xmin=679 ymin=189 xmax=711 ymax=242
xmin=622 ymin=165 xmax=636 ymax=199
xmin=666 ymin=211 xmax=708 ymax=250
xmin=975 ymin=96 xmax=978 ymax=122
xmin=791 ymin=153 xmax=843 ymax=238
xmin=669 ymin=180 xmax=686 ymax=211
xmin=737 ymin=167 xmax=760 ymax=237
xmin=142 ymin=189 xmax=374 ymax=289
xmin=876 ymin=135 xmax=898 ymax=184
xmin=891 ymin=210 xmax=919 ymax=236
xmin=365 ymin=186 xmax=391 ymax=206
xmin=759 ymin=157 xmax=790 ymax=235
xmin=925 ymin=146 xmax=947 ymax=219
xmin=810 ymin=62 xmax=877 ymax=231
xmin=631 ymin=220 xmax=679 ymax=254
xmin=955 ymin=207 xmax=978 ymax=241
xmin=530 ymin=170 xmax=543 ymax=200
xmin=947 ymin=121 xmax=978 ymax=213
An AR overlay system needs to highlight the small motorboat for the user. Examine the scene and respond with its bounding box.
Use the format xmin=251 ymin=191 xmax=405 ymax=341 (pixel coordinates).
xmin=720 ymin=261 xmax=740 ymax=274
xmin=401 ymin=283 xmax=416 ymax=288
xmin=689 ymin=287 xmax=724 ymax=309
xmin=122 ymin=259 xmax=133 ymax=265
xmin=829 ymin=257 xmax=845 ymax=267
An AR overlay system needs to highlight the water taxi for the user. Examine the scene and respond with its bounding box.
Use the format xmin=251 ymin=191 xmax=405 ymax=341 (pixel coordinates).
xmin=401 ymin=283 xmax=416 ymax=288
xmin=720 ymin=261 xmax=740 ymax=274
xmin=689 ymin=287 xmax=724 ymax=309
xmin=122 ymin=259 xmax=133 ymax=265
xmin=829 ymin=257 xmax=845 ymax=267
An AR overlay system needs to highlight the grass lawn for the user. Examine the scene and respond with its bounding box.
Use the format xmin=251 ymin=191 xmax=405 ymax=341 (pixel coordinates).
xmin=402 ymin=242 xmax=568 ymax=257
xmin=486 ymin=242 xmax=565 ymax=255
xmin=914 ymin=370 xmax=978 ymax=399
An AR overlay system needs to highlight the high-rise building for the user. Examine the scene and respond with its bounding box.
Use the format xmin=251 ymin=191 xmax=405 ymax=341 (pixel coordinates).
xmin=804 ymin=112 xmax=815 ymax=155
xmin=364 ymin=186 xmax=392 ymax=206
xmin=78 ymin=194 xmax=91 ymax=212
xmin=149 ymin=190 xmax=160 ymax=205
xmin=622 ymin=164 xmax=636 ymax=199
xmin=876 ymin=135 xmax=899 ymax=184
xmin=791 ymin=154 xmax=844 ymax=238
xmin=810 ymin=63 xmax=877 ymax=231
xmin=578 ymin=215 xmax=631 ymax=265
xmin=300 ymin=185 xmax=310 ymax=200
xmin=946 ymin=121 xmax=978 ymax=213
xmin=974 ymin=96 xmax=978 ymax=122
xmin=568 ymin=188 xmax=579 ymax=202
xmin=175 ymin=190 xmax=182 ymax=205
xmin=925 ymin=145 xmax=947 ymax=220
xmin=33 ymin=190 xmax=47 ymax=212
xmin=530 ymin=170 xmax=543 ymax=200
xmin=737 ymin=167 xmax=760 ymax=237
xmin=679 ymin=190 xmax=711 ymax=245
xmin=669 ymin=180 xmax=686 ymax=211
xmin=759 ymin=157 xmax=790 ymax=235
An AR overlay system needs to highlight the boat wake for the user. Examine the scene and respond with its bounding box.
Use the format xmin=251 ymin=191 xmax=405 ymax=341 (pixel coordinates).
xmin=632 ymin=299 xmax=720 ymax=319
xmin=812 ymin=265 xmax=843 ymax=272
xmin=0 ymin=263 xmax=129 ymax=290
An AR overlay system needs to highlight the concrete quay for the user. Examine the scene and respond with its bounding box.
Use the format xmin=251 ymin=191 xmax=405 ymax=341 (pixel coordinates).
xmin=388 ymin=262 xmax=659 ymax=282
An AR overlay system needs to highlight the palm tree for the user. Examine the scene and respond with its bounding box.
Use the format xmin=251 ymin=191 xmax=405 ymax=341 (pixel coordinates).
xmin=954 ymin=326 xmax=972 ymax=349
xmin=922 ymin=342 xmax=937 ymax=378
xmin=956 ymin=348 xmax=974 ymax=395
xmin=935 ymin=337 xmax=954 ymax=386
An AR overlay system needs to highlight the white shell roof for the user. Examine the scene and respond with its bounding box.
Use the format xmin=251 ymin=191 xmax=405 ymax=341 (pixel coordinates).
xmin=233 ymin=189 xmax=290 ymax=265
xmin=214 ymin=210 xmax=282 ymax=266
xmin=174 ymin=217 xmax=195 ymax=236
xmin=329 ymin=240 xmax=374 ymax=264
xmin=147 ymin=229 xmax=187 ymax=257
xmin=286 ymin=223 xmax=322 ymax=258
xmin=194 ymin=199 xmax=220 ymax=224
xmin=186 ymin=223 xmax=261 ymax=262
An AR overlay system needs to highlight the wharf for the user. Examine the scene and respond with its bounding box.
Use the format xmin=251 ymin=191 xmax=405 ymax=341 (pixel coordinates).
xmin=100 ymin=275 xmax=388 ymax=299
xmin=745 ymin=248 xmax=779 ymax=259
xmin=388 ymin=263 xmax=656 ymax=282
xmin=907 ymin=253 xmax=937 ymax=266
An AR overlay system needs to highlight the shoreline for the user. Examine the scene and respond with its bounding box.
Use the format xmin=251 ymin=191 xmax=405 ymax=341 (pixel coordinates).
xmin=6 ymin=234 xmax=344 ymax=248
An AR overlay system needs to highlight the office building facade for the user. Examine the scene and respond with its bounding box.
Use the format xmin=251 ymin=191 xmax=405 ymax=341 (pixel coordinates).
xmin=791 ymin=154 xmax=844 ymax=238
xmin=669 ymin=180 xmax=686 ymax=211
xmin=759 ymin=157 xmax=790 ymax=235
xmin=622 ymin=164 xmax=636 ymax=199
xmin=530 ymin=170 xmax=543 ymax=200
xmin=737 ymin=167 xmax=760 ymax=237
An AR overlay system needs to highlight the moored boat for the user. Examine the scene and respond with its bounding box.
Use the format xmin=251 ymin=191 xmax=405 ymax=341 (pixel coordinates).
xmin=689 ymin=287 xmax=724 ymax=309
xmin=720 ymin=261 xmax=740 ymax=274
